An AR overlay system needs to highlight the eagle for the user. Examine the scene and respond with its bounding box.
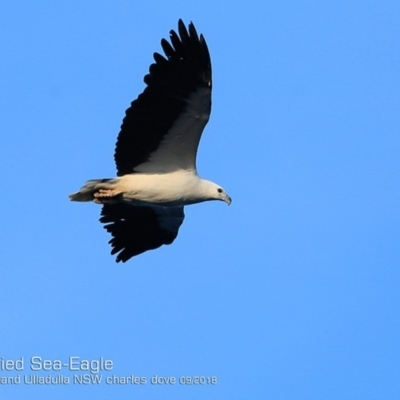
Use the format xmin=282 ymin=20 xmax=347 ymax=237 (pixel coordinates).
xmin=69 ymin=20 xmax=231 ymax=262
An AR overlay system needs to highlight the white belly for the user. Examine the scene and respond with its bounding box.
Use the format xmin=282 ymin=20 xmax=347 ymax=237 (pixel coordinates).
xmin=118 ymin=171 xmax=204 ymax=206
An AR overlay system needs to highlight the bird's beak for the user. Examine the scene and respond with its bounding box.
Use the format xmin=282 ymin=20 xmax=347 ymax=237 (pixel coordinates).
xmin=225 ymin=194 xmax=232 ymax=205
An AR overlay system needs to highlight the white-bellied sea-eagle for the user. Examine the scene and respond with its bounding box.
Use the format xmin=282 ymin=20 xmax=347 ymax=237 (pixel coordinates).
xmin=69 ymin=20 xmax=231 ymax=262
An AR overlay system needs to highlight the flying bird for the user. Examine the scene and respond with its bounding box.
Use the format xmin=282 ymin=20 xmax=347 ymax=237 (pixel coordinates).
xmin=69 ymin=19 xmax=231 ymax=262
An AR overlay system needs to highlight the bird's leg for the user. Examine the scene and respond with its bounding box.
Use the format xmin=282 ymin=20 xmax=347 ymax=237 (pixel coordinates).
xmin=93 ymin=189 xmax=123 ymax=203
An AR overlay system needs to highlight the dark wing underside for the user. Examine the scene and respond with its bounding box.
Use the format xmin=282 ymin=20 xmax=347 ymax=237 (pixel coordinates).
xmin=114 ymin=19 xmax=212 ymax=176
xmin=100 ymin=204 xmax=185 ymax=262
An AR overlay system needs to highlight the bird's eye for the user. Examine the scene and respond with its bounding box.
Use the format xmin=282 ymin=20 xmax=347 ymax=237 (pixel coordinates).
xmin=217 ymin=188 xmax=223 ymax=193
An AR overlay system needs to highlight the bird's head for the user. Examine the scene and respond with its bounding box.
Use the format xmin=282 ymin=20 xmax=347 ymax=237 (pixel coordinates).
xmin=203 ymin=180 xmax=231 ymax=205
xmin=215 ymin=186 xmax=232 ymax=205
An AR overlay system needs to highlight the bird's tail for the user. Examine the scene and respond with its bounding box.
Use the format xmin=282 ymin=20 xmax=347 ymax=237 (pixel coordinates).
xmin=69 ymin=178 xmax=118 ymax=202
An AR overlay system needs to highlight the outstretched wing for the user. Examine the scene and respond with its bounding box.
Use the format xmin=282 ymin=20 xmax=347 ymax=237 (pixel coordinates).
xmin=114 ymin=19 xmax=212 ymax=175
xmin=100 ymin=203 xmax=185 ymax=262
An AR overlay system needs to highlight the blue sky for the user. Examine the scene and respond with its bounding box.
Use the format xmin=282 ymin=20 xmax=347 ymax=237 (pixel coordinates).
xmin=1 ymin=1 xmax=399 ymax=399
